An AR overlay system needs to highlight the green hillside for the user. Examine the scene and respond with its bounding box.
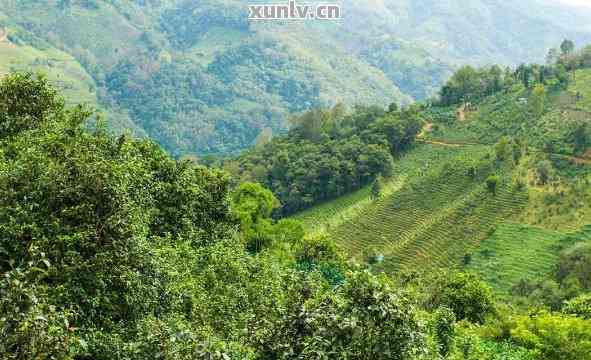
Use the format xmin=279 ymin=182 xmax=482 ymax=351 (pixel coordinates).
xmin=292 ymin=140 xmax=591 ymax=290
xmin=1 ymin=0 xmax=591 ymax=155
xmin=288 ymin=57 xmax=591 ymax=292
xmin=323 ymin=144 xmax=527 ymax=272
xmin=291 ymin=144 xmax=471 ymax=235
xmin=425 ymin=68 xmax=591 ymax=157
xmin=4 ymin=36 xmax=591 ymax=359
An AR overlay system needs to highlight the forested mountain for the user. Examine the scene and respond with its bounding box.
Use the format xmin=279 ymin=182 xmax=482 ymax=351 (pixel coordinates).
xmin=1 ymin=0 xmax=590 ymax=156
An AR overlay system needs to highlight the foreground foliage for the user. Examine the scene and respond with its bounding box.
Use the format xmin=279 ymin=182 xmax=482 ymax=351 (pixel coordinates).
xmin=2 ymin=73 xmax=590 ymax=359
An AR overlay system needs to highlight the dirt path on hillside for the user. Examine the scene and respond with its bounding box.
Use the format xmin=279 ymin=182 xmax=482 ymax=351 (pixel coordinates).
xmin=417 ymin=139 xmax=480 ymax=147
xmin=417 ymin=130 xmax=591 ymax=166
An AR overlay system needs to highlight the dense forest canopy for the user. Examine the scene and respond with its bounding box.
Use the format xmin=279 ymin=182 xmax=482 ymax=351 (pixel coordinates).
xmin=226 ymin=104 xmax=422 ymax=215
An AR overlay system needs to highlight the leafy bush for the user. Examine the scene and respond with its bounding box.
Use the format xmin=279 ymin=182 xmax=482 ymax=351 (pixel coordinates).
xmin=432 ymin=307 xmax=456 ymax=357
xmin=563 ymin=293 xmax=591 ymax=319
xmin=0 ymin=248 xmax=76 ymax=359
xmin=262 ymin=271 xmax=428 ymax=359
xmin=430 ymin=273 xmax=495 ymax=324
xmin=486 ymin=175 xmax=500 ymax=195
xmin=511 ymin=313 xmax=591 ymax=360
xmin=0 ymin=73 xmax=63 ymax=138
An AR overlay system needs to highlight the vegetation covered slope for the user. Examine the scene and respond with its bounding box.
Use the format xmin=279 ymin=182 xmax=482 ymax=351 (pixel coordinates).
xmin=287 ymin=42 xmax=591 ymax=294
xmin=3 ymin=72 xmax=591 ymax=358
xmin=8 ymin=71 xmax=585 ymax=360
xmin=0 ymin=73 xmax=431 ymax=359
xmin=1 ymin=0 xmax=591 ymax=155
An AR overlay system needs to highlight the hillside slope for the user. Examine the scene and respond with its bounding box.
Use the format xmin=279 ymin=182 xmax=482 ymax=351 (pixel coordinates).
xmin=1 ymin=0 xmax=591 ymax=155
xmin=291 ymin=67 xmax=591 ymax=292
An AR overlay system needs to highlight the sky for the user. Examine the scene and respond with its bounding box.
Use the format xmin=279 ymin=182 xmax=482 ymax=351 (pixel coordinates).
xmin=554 ymin=0 xmax=591 ymax=8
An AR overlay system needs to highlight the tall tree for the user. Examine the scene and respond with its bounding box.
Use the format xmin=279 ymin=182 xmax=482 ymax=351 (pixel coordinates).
xmin=561 ymin=39 xmax=575 ymax=56
xmin=530 ymin=84 xmax=547 ymax=118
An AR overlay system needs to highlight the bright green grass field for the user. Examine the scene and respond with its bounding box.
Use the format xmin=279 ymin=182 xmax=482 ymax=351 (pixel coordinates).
xmin=467 ymin=223 xmax=566 ymax=293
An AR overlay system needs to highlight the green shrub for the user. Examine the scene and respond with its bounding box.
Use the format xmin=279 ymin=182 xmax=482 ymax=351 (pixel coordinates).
xmin=433 ymin=307 xmax=456 ymax=357
xmin=486 ymin=175 xmax=500 ymax=195
xmin=511 ymin=312 xmax=591 ymax=360
xmin=431 ymin=273 xmax=495 ymax=324
xmin=563 ymin=293 xmax=591 ymax=319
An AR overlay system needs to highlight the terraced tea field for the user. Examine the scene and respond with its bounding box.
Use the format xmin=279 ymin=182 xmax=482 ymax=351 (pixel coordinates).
xmin=468 ymin=224 xmax=591 ymax=293
xmin=292 ymin=143 xmax=483 ymax=235
xmin=330 ymin=158 xmax=527 ymax=273
xmin=293 ymin=131 xmax=591 ymax=281
xmin=293 ymin=142 xmax=532 ymax=272
xmin=467 ymin=224 xmax=565 ymax=292
xmin=379 ymin=183 xmax=527 ymax=273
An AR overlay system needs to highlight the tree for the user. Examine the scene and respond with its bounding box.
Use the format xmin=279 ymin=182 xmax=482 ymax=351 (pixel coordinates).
xmin=570 ymin=120 xmax=590 ymax=154
xmin=272 ymin=219 xmax=305 ymax=245
xmin=231 ymin=182 xmax=280 ymax=252
xmin=556 ymin=242 xmax=591 ymax=291
xmin=560 ymin=39 xmax=575 ymax=56
xmin=580 ymin=45 xmax=591 ymax=68
xmin=486 ymin=176 xmax=499 ymax=196
xmin=535 ymin=160 xmax=553 ymax=185
xmin=546 ymin=48 xmax=560 ymax=65
xmin=231 ymin=182 xmax=278 ymax=229
xmin=433 ymin=307 xmax=456 ymax=358
xmin=530 ymin=84 xmax=546 ymax=118
xmin=388 ymin=102 xmax=399 ymax=113
xmin=431 ymin=273 xmax=495 ymax=324
xmin=0 ymin=73 xmax=64 ymax=138
xmin=288 ymin=108 xmax=329 ymax=142
xmin=516 ymin=64 xmax=532 ymax=88
xmin=495 ymin=137 xmax=510 ymax=161
xmin=0 ymin=73 xmax=236 ymax=356
xmin=264 ymin=271 xmax=427 ymax=359
xmin=511 ymin=312 xmax=591 ymax=360
xmin=563 ymin=293 xmax=591 ymax=320
xmin=295 ymin=234 xmax=342 ymax=266
xmin=371 ymin=176 xmax=383 ymax=199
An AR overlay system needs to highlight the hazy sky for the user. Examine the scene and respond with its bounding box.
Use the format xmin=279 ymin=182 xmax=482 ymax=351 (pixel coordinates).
xmin=555 ymin=0 xmax=591 ymax=8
